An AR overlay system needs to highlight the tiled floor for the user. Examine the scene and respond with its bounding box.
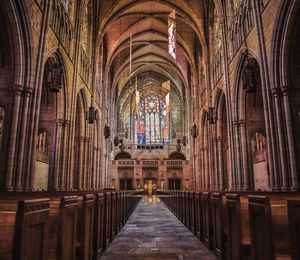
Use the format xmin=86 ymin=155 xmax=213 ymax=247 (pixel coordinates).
xmin=100 ymin=196 xmax=217 ymax=260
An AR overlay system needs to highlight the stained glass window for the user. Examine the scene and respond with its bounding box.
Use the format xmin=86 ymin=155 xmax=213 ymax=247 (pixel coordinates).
xmin=135 ymin=95 xmax=168 ymax=144
xmin=168 ymin=10 xmax=176 ymax=59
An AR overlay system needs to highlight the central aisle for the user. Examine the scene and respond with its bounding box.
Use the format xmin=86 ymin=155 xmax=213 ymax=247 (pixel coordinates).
xmin=100 ymin=196 xmax=217 ymax=260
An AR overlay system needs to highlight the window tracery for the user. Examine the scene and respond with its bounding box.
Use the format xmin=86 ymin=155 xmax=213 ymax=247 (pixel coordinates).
xmin=136 ymin=95 xmax=168 ymax=144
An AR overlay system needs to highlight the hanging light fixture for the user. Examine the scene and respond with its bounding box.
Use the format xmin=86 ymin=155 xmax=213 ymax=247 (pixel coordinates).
xmin=104 ymin=122 xmax=110 ymax=139
xmin=113 ymin=135 xmax=119 ymax=146
xmin=86 ymin=105 xmax=96 ymax=124
xmin=242 ymin=49 xmax=256 ymax=93
xmin=176 ymin=139 xmax=181 ymax=152
xmin=207 ymin=107 xmax=217 ymax=124
xmin=191 ymin=118 xmax=197 ymax=138
xmin=47 ymin=61 xmax=63 ymax=92
xmin=182 ymin=135 xmax=187 ymax=146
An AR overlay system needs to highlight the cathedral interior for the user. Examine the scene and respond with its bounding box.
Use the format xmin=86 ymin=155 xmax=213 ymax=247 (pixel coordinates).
xmin=0 ymin=0 xmax=300 ymax=259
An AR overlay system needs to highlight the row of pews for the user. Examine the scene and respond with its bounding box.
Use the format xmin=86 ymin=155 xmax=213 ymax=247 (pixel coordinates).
xmin=0 ymin=190 xmax=141 ymax=260
xmin=160 ymin=190 xmax=300 ymax=260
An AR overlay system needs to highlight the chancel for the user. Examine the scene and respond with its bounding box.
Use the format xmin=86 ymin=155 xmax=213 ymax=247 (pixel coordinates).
xmin=0 ymin=0 xmax=300 ymax=259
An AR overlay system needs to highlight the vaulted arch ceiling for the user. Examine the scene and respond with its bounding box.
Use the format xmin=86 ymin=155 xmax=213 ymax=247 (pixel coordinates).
xmin=97 ymin=0 xmax=216 ymax=111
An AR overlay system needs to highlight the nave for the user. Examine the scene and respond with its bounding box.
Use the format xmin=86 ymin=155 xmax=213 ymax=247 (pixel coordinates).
xmin=100 ymin=196 xmax=216 ymax=260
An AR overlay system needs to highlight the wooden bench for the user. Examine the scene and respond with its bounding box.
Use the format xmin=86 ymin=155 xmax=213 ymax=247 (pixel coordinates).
xmin=202 ymin=192 xmax=213 ymax=249
xmin=248 ymin=195 xmax=291 ymax=260
xmin=287 ymin=199 xmax=300 ymax=260
xmin=194 ymin=191 xmax=203 ymax=240
xmin=103 ymin=191 xmax=112 ymax=250
xmin=76 ymin=194 xmax=95 ymax=260
xmin=93 ymin=193 xmax=105 ymax=260
xmin=188 ymin=191 xmax=195 ymax=233
xmin=211 ymin=192 xmax=228 ymax=260
xmin=226 ymin=194 xmax=251 ymax=260
xmin=0 ymin=198 xmax=50 ymax=260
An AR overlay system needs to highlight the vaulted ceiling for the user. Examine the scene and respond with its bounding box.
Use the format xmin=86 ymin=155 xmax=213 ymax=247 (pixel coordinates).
xmin=96 ymin=0 xmax=211 ymax=109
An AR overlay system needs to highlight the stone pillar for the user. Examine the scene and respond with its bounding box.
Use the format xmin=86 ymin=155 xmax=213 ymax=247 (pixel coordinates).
xmin=239 ymin=120 xmax=250 ymax=190
xmin=203 ymin=147 xmax=209 ymax=190
xmin=94 ymin=147 xmax=100 ymax=189
xmin=15 ymin=88 xmax=32 ymax=191
xmin=61 ymin=120 xmax=70 ymax=190
xmin=272 ymin=88 xmax=288 ymax=190
xmin=53 ymin=119 xmax=64 ymax=191
xmin=233 ymin=121 xmax=242 ymax=190
xmin=213 ymin=137 xmax=219 ymax=190
xmin=5 ymin=86 xmax=23 ymax=191
xmin=281 ymin=86 xmax=298 ymax=190
xmin=83 ymin=137 xmax=89 ymax=190
xmin=78 ymin=136 xmax=85 ymax=190
xmin=216 ymin=137 xmax=224 ymax=190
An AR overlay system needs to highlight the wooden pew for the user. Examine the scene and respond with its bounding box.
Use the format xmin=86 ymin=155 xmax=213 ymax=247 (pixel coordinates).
xmin=248 ymin=195 xmax=291 ymax=260
xmin=76 ymin=194 xmax=95 ymax=260
xmin=110 ymin=191 xmax=117 ymax=241
xmin=288 ymin=200 xmax=300 ymax=260
xmin=202 ymin=192 xmax=213 ymax=249
xmin=50 ymin=196 xmax=78 ymax=260
xmin=0 ymin=198 xmax=50 ymax=260
xmin=226 ymin=194 xmax=251 ymax=260
xmin=211 ymin=193 xmax=228 ymax=260
xmin=103 ymin=191 xmax=112 ymax=249
xmin=93 ymin=193 xmax=105 ymax=260
xmin=194 ymin=191 xmax=203 ymax=240
xmin=188 ymin=191 xmax=195 ymax=233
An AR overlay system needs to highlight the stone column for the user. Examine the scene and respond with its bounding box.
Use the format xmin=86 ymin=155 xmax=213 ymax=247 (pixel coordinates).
xmin=61 ymin=120 xmax=70 ymax=190
xmin=15 ymin=88 xmax=32 ymax=191
xmin=233 ymin=121 xmax=242 ymax=190
xmin=78 ymin=136 xmax=85 ymax=190
xmin=239 ymin=120 xmax=250 ymax=190
xmin=216 ymin=137 xmax=224 ymax=190
xmin=53 ymin=119 xmax=64 ymax=191
xmin=213 ymin=137 xmax=219 ymax=190
xmin=203 ymin=147 xmax=209 ymax=190
xmin=5 ymin=86 xmax=23 ymax=191
xmin=281 ymin=86 xmax=298 ymax=190
xmin=83 ymin=137 xmax=89 ymax=190
xmin=272 ymin=88 xmax=288 ymax=190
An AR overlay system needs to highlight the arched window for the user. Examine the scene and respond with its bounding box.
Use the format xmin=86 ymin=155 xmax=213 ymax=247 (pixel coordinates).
xmin=214 ymin=10 xmax=222 ymax=53
xmin=0 ymin=107 xmax=4 ymax=151
xmin=135 ymin=95 xmax=168 ymax=144
xmin=81 ymin=1 xmax=92 ymax=54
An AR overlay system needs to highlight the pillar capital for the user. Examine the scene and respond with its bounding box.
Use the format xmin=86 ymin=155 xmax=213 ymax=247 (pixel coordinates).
xmin=13 ymin=84 xmax=23 ymax=95
xmin=239 ymin=120 xmax=246 ymax=126
xmin=280 ymin=85 xmax=290 ymax=96
xmin=271 ymin=87 xmax=281 ymax=97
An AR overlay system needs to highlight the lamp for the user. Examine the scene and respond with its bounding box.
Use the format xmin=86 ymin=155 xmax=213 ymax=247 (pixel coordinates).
xmin=176 ymin=139 xmax=181 ymax=152
xmin=47 ymin=62 xmax=63 ymax=92
xmin=113 ymin=135 xmax=119 ymax=146
xmin=242 ymin=49 xmax=256 ymax=93
xmin=104 ymin=122 xmax=110 ymax=139
xmin=191 ymin=118 xmax=197 ymax=138
xmin=182 ymin=135 xmax=187 ymax=146
xmin=86 ymin=106 xmax=96 ymax=124
xmin=207 ymin=107 xmax=217 ymax=124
